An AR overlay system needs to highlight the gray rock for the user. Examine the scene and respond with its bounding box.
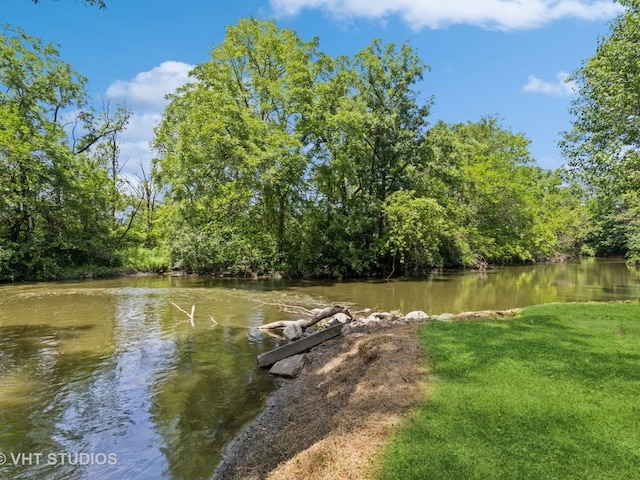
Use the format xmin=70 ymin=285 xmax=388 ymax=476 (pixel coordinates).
xmin=363 ymin=314 xmax=379 ymax=325
xmin=405 ymin=310 xmax=429 ymax=320
xmin=269 ymin=354 xmax=306 ymax=378
xmin=333 ymin=312 xmax=351 ymax=324
xmin=283 ymin=322 xmax=303 ymax=341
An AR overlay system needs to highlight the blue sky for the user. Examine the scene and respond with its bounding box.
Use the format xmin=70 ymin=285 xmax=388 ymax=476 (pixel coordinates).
xmin=5 ymin=0 xmax=623 ymax=173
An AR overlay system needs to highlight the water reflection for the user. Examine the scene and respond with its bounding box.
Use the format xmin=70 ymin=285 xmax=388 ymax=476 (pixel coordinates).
xmin=287 ymin=258 xmax=640 ymax=313
xmin=0 ymin=282 xmax=281 ymax=480
xmin=0 ymin=259 xmax=639 ymax=479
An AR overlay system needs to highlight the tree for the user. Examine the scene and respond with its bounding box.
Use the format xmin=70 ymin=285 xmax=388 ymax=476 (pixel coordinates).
xmin=0 ymin=25 xmax=128 ymax=279
xmin=561 ymin=0 xmax=640 ymax=262
xmin=421 ymin=117 xmax=576 ymax=266
xmin=382 ymin=190 xmax=445 ymax=274
xmin=154 ymin=17 xmax=584 ymax=277
xmin=154 ymin=17 xmax=317 ymax=274
xmin=303 ymin=40 xmax=433 ymax=275
xmin=562 ymin=0 xmax=640 ymax=193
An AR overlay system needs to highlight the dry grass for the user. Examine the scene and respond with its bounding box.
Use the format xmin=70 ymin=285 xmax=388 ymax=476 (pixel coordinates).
xmin=213 ymin=323 xmax=428 ymax=480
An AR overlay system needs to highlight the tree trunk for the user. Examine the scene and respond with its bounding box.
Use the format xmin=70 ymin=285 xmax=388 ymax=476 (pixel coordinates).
xmin=258 ymin=304 xmax=351 ymax=331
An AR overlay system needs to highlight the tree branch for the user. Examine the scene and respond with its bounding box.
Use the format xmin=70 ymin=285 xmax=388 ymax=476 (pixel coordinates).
xmin=171 ymin=302 xmax=195 ymax=327
xmin=257 ymin=304 xmax=350 ymax=330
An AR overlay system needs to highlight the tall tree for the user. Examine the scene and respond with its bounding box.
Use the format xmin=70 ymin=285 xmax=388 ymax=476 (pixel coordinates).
xmin=562 ymin=0 xmax=640 ymax=193
xmin=304 ymin=40 xmax=433 ymax=275
xmin=154 ymin=17 xmax=317 ymax=274
xmin=422 ymin=117 xmax=573 ymax=266
xmin=561 ymin=0 xmax=640 ymax=261
xmin=154 ymin=17 xmax=581 ymax=277
xmin=0 ymin=25 xmax=127 ymax=279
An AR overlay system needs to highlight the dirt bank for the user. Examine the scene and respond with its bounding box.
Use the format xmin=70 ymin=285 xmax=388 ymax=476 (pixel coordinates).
xmin=212 ymin=322 xmax=428 ymax=480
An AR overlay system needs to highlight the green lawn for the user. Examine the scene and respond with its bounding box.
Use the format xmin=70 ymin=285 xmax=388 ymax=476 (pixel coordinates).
xmin=376 ymin=302 xmax=640 ymax=480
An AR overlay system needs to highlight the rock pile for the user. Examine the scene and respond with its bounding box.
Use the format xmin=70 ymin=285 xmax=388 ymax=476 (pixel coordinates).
xmin=263 ymin=307 xmax=520 ymax=377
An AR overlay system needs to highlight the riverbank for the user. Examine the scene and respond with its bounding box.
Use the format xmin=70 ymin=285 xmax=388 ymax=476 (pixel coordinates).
xmin=212 ymin=320 xmax=427 ymax=480
xmin=213 ymin=302 xmax=640 ymax=479
xmin=212 ymin=309 xmax=518 ymax=480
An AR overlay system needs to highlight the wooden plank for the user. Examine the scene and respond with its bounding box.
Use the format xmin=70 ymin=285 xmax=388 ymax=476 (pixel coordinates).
xmin=257 ymin=324 xmax=343 ymax=368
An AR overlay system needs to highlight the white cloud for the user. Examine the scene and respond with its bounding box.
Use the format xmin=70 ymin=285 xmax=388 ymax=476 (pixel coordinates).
xmin=523 ymin=71 xmax=577 ymax=96
xmin=117 ymin=112 xmax=162 ymax=166
xmin=269 ymin=0 xmax=622 ymax=30
xmin=106 ymin=61 xmax=193 ymax=110
xmin=104 ymin=62 xmax=194 ymax=173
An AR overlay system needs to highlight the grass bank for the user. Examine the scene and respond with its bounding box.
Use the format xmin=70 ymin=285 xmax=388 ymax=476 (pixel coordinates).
xmin=375 ymin=302 xmax=640 ymax=480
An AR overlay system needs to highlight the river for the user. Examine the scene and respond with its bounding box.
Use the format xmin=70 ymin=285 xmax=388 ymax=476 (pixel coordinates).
xmin=0 ymin=258 xmax=639 ymax=479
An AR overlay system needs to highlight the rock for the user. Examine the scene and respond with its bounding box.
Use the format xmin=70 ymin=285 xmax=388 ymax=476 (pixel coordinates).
xmin=333 ymin=312 xmax=351 ymax=324
xmin=433 ymin=313 xmax=454 ymax=321
xmin=341 ymin=324 xmax=353 ymax=335
xmin=405 ymin=310 xmax=429 ymax=320
xmin=363 ymin=314 xmax=379 ymax=325
xmin=269 ymin=354 xmax=306 ymax=378
xmin=283 ymin=322 xmax=303 ymax=341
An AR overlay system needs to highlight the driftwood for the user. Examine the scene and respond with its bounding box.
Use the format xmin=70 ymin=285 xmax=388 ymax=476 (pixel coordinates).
xmin=258 ymin=304 xmax=350 ymax=330
xmin=257 ymin=304 xmax=352 ymax=340
xmin=256 ymin=306 xmax=521 ymax=370
xmin=171 ymin=302 xmax=195 ymax=327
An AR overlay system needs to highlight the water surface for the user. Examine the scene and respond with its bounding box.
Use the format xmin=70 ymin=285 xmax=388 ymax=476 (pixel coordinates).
xmin=0 ymin=258 xmax=638 ymax=479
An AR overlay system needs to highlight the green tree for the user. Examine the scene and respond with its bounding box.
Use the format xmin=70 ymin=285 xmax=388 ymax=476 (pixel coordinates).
xmin=562 ymin=0 xmax=640 ymax=192
xmin=0 ymin=25 xmax=127 ymax=279
xmin=581 ymin=191 xmax=640 ymax=261
xmin=154 ymin=18 xmax=585 ymax=277
xmin=561 ymin=0 xmax=640 ymax=262
xmin=382 ymin=190 xmax=445 ymax=274
xmin=154 ymin=17 xmax=317 ymax=274
xmin=303 ymin=40 xmax=433 ymax=275
xmin=422 ymin=117 xmax=577 ymax=266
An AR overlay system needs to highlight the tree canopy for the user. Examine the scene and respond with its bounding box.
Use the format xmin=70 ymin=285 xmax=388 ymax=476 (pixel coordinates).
xmin=153 ymin=17 xmax=584 ymax=277
xmin=0 ymin=18 xmax=598 ymax=280
xmin=562 ymin=0 xmax=640 ymax=262
xmin=0 ymin=25 xmax=130 ymax=280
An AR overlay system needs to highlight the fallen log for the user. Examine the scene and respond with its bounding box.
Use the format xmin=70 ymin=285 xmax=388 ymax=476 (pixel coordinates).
xmin=257 ymin=324 xmax=343 ymax=368
xmin=257 ymin=304 xmax=351 ymax=331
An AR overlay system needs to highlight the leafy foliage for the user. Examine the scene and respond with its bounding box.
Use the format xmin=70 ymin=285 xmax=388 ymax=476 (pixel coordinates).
xmin=0 ymin=25 xmax=129 ymax=280
xmin=562 ymin=1 xmax=640 ymax=262
xmin=153 ymin=18 xmax=587 ymax=277
xmin=0 ymin=18 xmax=598 ymax=281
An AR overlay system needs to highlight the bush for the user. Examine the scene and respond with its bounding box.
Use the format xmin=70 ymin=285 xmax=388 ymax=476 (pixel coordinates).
xmin=116 ymin=247 xmax=171 ymax=273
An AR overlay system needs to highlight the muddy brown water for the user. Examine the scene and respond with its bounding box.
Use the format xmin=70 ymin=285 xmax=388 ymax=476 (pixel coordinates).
xmin=0 ymin=258 xmax=638 ymax=479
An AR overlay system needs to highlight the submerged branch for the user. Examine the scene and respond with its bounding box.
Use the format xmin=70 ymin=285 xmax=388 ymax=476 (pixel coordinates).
xmin=253 ymin=299 xmax=316 ymax=317
xmin=171 ymin=301 xmax=195 ymax=327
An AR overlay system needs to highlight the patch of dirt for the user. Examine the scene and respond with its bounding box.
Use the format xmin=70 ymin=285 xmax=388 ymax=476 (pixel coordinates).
xmin=212 ymin=322 xmax=428 ymax=480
